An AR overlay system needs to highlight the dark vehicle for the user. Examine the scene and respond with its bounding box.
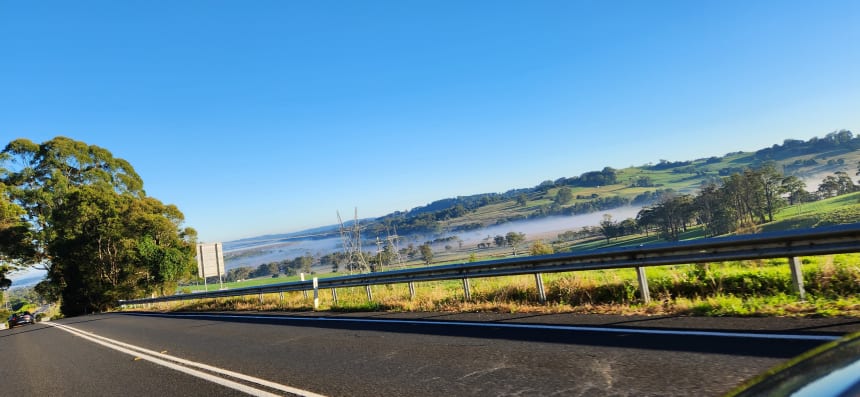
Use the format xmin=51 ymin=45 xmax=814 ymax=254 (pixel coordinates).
xmin=727 ymin=332 xmax=860 ymax=397
xmin=7 ymin=311 xmax=35 ymax=327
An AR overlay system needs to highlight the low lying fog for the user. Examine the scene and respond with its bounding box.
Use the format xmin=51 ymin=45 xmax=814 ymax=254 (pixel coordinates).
xmin=455 ymin=206 xmax=643 ymax=246
xmin=224 ymin=206 xmax=644 ymax=269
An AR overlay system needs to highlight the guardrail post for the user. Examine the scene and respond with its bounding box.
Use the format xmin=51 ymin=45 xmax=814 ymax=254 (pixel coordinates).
xmin=636 ymin=266 xmax=651 ymax=304
xmin=789 ymin=257 xmax=806 ymax=301
xmin=408 ymin=282 xmax=416 ymax=300
xmin=313 ymin=277 xmax=319 ymax=310
xmin=462 ymin=278 xmax=472 ymax=301
xmin=331 ymin=288 xmax=338 ymax=305
xmin=300 ymin=273 xmax=309 ymax=299
xmin=534 ymin=273 xmax=546 ymax=303
xmin=279 ymin=291 xmax=284 ymax=303
xmin=258 ymin=292 xmax=263 ymax=306
xmin=365 ymin=285 xmax=373 ymax=301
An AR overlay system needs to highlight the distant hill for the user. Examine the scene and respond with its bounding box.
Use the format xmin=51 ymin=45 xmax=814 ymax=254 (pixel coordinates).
xmin=355 ymin=130 xmax=859 ymax=238
xmin=226 ymin=130 xmax=858 ymax=257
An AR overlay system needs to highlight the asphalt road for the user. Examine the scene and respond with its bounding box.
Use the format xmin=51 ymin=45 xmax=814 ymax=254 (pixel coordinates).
xmin=2 ymin=312 xmax=858 ymax=396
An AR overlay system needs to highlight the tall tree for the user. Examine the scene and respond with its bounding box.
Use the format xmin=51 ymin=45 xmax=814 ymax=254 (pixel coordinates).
xmin=299 ymin=253 xmax=314 ymax=274
xmin=816 ymin=173 xmax=855 ymax=198
xmin=516 ymin=193 xmax=528 ymax=207
xmin=529 ymin=240 xmax=554 ymax=256
xmin=781 ymin=176 xmax=807 ymax=205
xmin=637 ymin=194 xmax=695 ymax=241
xmin=0 ymin=188 xmax=36 ymax=271
xmin=694 ymin=183 xmax=735 ymax=236
xmin=720 ymin=169 xmax=767 ymax=227
xmin=419 ymin=243 xmax=433 ymax=265
xmin=1 ymin=137 xmax=144 ymax=268
xmin=554 ymin=187 xmax=573 ymax=205
xmin=505 ymin=231 xmax=526 ymax=255
xmin=757 ymin=163 xmax=789 ymax=222
xmin=599 ymin=214 xmax=618 ymax=242
xmin=692 ymin=165 xmax=804 ymax=235
xmin=48 ymin=184 xmax=196 ymax=315
xmin=618 ymin=218 xmax=639 ymax=236
xmin=834 ymin=172 xmax=857 ymax=195
xmin=856 ymin=161 xmax=860 ymax=182
xmin=1 ymin=137 xmax=195 ymax=316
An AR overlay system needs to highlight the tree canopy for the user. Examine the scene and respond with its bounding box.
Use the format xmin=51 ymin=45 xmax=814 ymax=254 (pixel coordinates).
xmin=419 ymin=243 xmax=433 ymax=264
xmin=1 ymin=137 xmax=197 ymax=316
xmin=505 ymin=231 xmax=526 ymax=255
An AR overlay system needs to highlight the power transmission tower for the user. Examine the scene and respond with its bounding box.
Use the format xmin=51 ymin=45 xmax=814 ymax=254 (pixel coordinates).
xmin=337 ymin=208 xmax=369 ymax=273
xmin=374 ymin=226 xmax=405 ymax=272
xmin=385 ymin=225 xmax=405 ymax=270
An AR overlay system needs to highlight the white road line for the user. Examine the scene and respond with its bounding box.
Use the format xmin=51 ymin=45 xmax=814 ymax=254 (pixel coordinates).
xmin=129 ymin=312 xmax=843 ymax=342
xmin=47 ymin=322 xmax=326 ymax=397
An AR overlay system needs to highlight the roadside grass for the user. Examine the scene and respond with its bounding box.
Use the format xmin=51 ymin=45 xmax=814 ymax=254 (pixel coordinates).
xmin=140 ymin=254 xmax=860 ymax=317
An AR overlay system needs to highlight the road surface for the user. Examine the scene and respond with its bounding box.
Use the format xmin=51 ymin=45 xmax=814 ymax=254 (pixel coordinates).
xmin=2 ymin=311 xmax=858 ymax=396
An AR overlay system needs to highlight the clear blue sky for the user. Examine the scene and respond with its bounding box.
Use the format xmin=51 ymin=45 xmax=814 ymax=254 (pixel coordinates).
xmin=2 ymin=1 xmax=858 ymax=242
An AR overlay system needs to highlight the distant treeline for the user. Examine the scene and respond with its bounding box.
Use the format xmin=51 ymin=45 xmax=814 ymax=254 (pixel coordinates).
xmin=755 ymin=129 xmax=858 ymax=160
xmin=364 ymin=130 xmax=858 ymax=240
xmin=601 ymin=164 xmax=858 ymax=242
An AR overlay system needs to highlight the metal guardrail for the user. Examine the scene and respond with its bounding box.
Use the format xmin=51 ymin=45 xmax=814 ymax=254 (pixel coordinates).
xmin=120 ymin=223 xmax=860 ymax=307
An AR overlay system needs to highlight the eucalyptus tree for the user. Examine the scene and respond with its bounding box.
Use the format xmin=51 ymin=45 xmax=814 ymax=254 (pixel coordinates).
xmin=0 ymin=183 xmax=36 ymax=292
xmin=516 ymin=193 xmax=528 ymax=207
xmin=419 ymin=243 xmax=433 ymax=264
xmin=782 ymin=175 xmax=807 ymax=205
xmin=757 ymin=163 xmax=789 ymax=222
xmin=833 ymin=172 xmax=857 ymax=195
xmin=636 ymin=194 xmax=695 ymax=241
xmin=46 ymin=175 xmax=197 ymax=315
xmin=694 ymin=183 xmax=735 ymax=236
xmin=816 ymin=172 xmax=856 ymax=199
xmin=1 ymin=189 xmax=35 ymax=265
xmin=599 ymin=214 xmax=618 ymax=242
xmin=1 ymin=137 xmax=196 ymax=315
xmin=1 ymin=137 xmax=144 ymax=266
xmin=529 ymin=240 xmax=554 ymax=255
xmin=720 ymin=169 xmax=768 ymax=227
xmin=554 ymin=187 xmax=573 ymax=205
xmin=505 ymin=231 xmax=526 ymax=255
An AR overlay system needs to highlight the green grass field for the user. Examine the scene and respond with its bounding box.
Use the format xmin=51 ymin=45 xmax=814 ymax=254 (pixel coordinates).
xmin=762 ymin=192 xmax=860 ymax=232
